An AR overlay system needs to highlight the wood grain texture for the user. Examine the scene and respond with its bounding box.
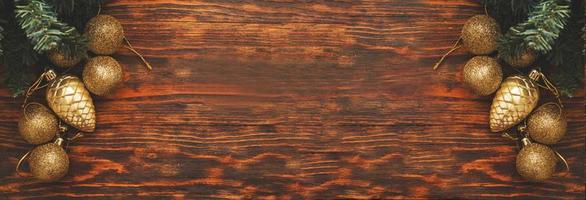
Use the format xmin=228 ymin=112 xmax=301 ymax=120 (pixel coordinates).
xmin=0 ymin=0 xmax=584 ymax=199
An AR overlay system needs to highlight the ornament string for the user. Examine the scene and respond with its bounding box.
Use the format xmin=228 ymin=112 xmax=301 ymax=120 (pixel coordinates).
xmin=501 ymin=132 xmax=518 ymax=141
xmin=530 ymin=70 xmax=562 ymax=106
xmin=22 ymin=70 xmax=55 ymax=107
xmin=15 ymin=151 xmax=31 ymax=176
xmin=433 ymin=37 xmax=462 ymax=70
xmin=554 ymin=150 xmax=570 ymax=176
xmin=124 ymin=37 xmax=153 ymax=71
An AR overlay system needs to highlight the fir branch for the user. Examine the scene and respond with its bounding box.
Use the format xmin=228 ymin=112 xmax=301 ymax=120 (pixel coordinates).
xmin=0 ymin=25 xmax=4 ymax=56
xmin=498 ymin=0 xmax=571 ymax=60
xmin=1 ymin=0 xmax=38 ymax=97
xmin=547 ymin=0 xmax=584 ymax=97
xmin=15 ymin=0 xmax=87 ymax=59
xmin=47 ymin=0 xmax=106 ymax=31
xmin=483 ymin=0 xmax=540 ymax=30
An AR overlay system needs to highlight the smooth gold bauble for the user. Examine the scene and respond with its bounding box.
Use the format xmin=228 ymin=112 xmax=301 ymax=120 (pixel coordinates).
xmin=28 ymin=143 xmax=69 ymax=182
xmin=462 ymin=15 xmax=501 ymax=55
xmin=85 ymin=15 xmax=124 ymax=55
xmin=46 ymin=74 xmax=96 ymax=132
xmin=490 ymin=75 xmax=539 ymax=132
xmin=516 ymin=142 xmax=557 ymax=181
xmin=83 ymin=56 xmax=124 ymax=96
xmin=527 ymin=103 xmax=567 ymax=145
xmin=504 ymin=50 xmax=537 ymax=68
xmin=18 ymin=103 xmax=59 ymax=145
xmin=48 ymin=49 xmax=82 ymax=68
xmin=462 ymin=56 xmax=503 ymax=96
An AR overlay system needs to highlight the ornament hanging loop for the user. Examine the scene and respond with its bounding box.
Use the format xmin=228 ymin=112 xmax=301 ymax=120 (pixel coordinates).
xmin=22 ymin=69 xmax=58 ymax=107
xmin=433 ymin=37 xmax=462 ymax=70
xmin=15 ymin=150 xmax=31 ymax=176
xmin=529 ymin=70 xmax=562 ymax=106
xmin=554 ymin=150 xmax=570 ymax=176
xmin=124 ymin=37 xmax=153 ymax=71
xmin=501 ymin=132 xmax=518 ymax=141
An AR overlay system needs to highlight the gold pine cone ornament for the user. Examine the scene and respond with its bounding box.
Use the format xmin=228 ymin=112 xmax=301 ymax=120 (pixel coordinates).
xmin=489 ymin=71 xmax=540 ymax=132
xmin=45 ymin=70 xmax=96 ymax=132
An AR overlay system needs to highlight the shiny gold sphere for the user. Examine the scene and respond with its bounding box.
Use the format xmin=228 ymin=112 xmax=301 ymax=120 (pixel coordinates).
xmin=516 ymin=143 xmax=557 ymax=181
xmin=85 ymin=15 xmax=124 ymax=55
xmin=83 ymin=56 xmax=124 ymax=96
xmin=28 ymin=143 xmax=69 ymax=182
xmin=527 ymin=103 xmax=567 ymax=145
xmin=504 ymin=50 xmax=537 ymax=68
xmin=47 ymin=49 xmax=82 ymax=68
xmin=462 ymin=56 xmax=503 ymax=96
xmin=18 ymin=103 xmax=59 ymax=145
xmin=462 ymin=15 xmax=501 ymax=55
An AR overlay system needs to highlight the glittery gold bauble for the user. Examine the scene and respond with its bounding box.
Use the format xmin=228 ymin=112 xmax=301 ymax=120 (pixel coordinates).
xmin=504 ymin=50 xmax=537 ymax=68
xmin=18 ymin=103 xmax=59 ymax=145
xmin=461 ymin=15 xmax=501 ymax=55
xmin=85 ymin=15 xmax=124 ymax=55
xmin=527 ymin=103 xmax=567 ymax=145
xmin=48 ymin=49 xmax=82 ymax=68
xmin=462 ymin=56 xmax=503 ymax=96
xmin=28 ymin=142 xmax=69 ymax=182
xmin=83 ymin=56 xmax=124 ymax=96
xmin=489 ymin=74 xmax=540 ymax=132
xmin=516 ymin=142 xmax=557 ymax=181
xmin=46 ymin=71 xmax=96 ymax=132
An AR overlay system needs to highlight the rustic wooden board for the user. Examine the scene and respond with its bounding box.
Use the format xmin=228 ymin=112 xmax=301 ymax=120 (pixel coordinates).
xmin=0 ymin=0 xmax=584 ymax=199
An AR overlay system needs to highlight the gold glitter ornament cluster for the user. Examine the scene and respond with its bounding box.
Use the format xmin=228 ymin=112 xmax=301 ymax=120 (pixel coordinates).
xmin=45 ymin=71 xmax=96 ymax=132
xmin=516 ymin=140 xmax=558 ymax=182
xmin=503 ymin=50 xmax=537 ymax=68
xmin=28 ymin=141 xmax=69 ymax=182
xmin=85 ymin=15 xmax=124 ymax=55
xmin=48 ymin=48 xmax=82 ymax=68
xmin=18 ymin=103 xmax=59 ymax=145
xmin=462 ymin=56 xmax=503 ymax=96
xmin=489 ymin=74 xmax=539 ymax=132
xmin=526 ymin=103 xmax=567 ymax=145
xmin=461 ymin=15 xmax=501 ymax=55
xmin=83 ymin=56 xmax=124 ymax=96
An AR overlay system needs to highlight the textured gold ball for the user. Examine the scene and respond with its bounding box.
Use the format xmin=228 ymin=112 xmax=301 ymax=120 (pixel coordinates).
xmin=516 ymin=143 xmax=557 ymax=181
xmin=85 ymin=15 xmax=124 ymax=55
xmin=47 ymin=49 xmax=82 ymax=68
xmin=462 ymin=56 xmax=503 ymax=96
xmin=28 ymin=143 xmax=69 ymax=182
xmin=504 ymin=50 xmax=537 ymax=68
xmin=462 ymin=15 xmax=501 ymax=55
xmin=83 ymin=56 xmax=124 ymax=96
xmin=527 ymin=103 xmax=567 ymax=145
xmin=18 ymin=103 xmax=59 ymax=145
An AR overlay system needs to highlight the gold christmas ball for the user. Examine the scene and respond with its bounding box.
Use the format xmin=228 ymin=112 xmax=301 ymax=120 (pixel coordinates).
xmin=527 ymin=103 xmax=567 ymax=145
xmin=490 ymin=74 xmax=540 ymax=132
xmin=504 ymin=50 xmax=537 ymax=68
xmin=462 ymin=56 xmax=503 ymax=96
xmin=83 ymin=56 xmax=124 ymax=96
xmin=28 ymin=142 xmax=69 ymax=182
xmin=46 ymin=71 xmax=96 ymax=132
xmin=461 ymin=15 xmax=501 ymax=55
xmin=47 ymin=48 xmax=82 ymax=68
xmin=18 ymin=103 xmax=59 ymax=145
xmin=85 ymin=15 xmax=124 ymax=55
xmin=516 ymin=142 xmax=557 ymax=181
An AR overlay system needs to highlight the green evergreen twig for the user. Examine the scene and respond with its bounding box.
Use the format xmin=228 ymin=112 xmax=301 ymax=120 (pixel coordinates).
xmin=15 ymin=0 xmax=87 ymax=59
xmin=498 ymin=0 xmax=571 ymax=60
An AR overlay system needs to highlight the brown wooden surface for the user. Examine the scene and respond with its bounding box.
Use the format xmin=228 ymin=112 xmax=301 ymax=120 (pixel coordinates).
xmin=0 ymin=0 xmax=584 ymax=199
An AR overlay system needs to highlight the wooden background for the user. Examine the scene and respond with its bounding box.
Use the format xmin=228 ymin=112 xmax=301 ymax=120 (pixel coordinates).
xmin=0 ymin=0 xmax=584 ymax=199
